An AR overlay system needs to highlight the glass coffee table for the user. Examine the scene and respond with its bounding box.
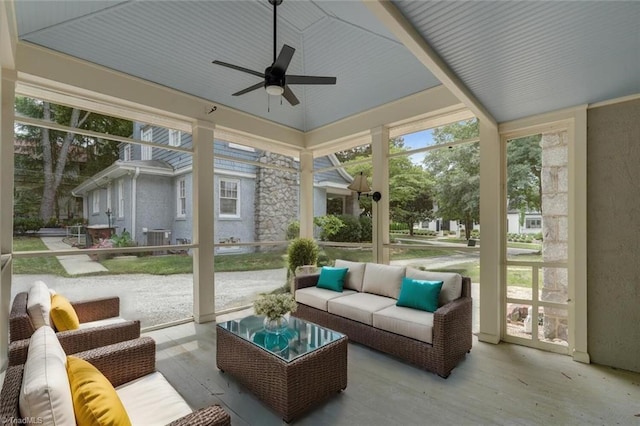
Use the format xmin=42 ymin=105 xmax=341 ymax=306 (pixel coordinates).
xmin=216 ymin=315 xmax=347 ymax=422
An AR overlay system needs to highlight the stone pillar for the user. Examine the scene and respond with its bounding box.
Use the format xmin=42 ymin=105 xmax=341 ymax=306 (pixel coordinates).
xmin=254 ymin=153 xmax=298 ymax=247
xmin=541 ymin=131 xmax=569 ymax=341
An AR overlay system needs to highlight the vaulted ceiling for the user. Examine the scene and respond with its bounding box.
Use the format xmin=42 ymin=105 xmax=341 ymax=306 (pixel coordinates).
xmin=11 ymin=0 xmax=640 ymax=132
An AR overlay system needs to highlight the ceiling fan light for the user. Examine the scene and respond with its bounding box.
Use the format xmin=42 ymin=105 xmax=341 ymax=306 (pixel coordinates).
xmin=266 ymin=85 xmax=284 ymax=96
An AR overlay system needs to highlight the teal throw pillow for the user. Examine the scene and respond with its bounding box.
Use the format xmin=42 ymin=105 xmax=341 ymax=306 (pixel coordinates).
xmin=396 ymin=277 xmax=444 ymax=312
xmin=316 ymin=266 xmax=349 ymax=292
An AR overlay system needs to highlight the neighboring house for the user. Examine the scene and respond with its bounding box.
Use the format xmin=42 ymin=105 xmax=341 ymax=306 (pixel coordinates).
xmin=506 ymin=210 xmax=542 ymax=235
xmin=71 ymin=124 xmax=356 ymax=252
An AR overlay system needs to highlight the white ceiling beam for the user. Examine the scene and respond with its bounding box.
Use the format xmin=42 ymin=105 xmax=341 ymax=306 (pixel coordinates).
xmin=15 ymin=42 xmax=305 ymax=151
xmin=364 ymin=1 xmax=497 ymax=129
xmin=0 ymin=1 xmax=17 ymax=69
xmin=305 ymin=84 xmax=464 ymax=152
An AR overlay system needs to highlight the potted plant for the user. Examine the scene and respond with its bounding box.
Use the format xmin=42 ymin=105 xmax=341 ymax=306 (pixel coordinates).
xmin=287 ymin=237 xmax=319 ymax=281
xmin=254 ymin=293 xmax=298 ymax=333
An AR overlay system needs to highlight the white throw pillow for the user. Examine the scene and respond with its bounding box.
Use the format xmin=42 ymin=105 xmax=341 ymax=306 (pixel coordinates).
xmin=27 ymin=281 xmax=52 ymax=329
xmin=19 ymin=327 xmax=75 ymax=426
xmin=361 ymin=263 xmax=406 ymax=299
xmin=405 ymin=268 xmax=463 ymax=306
xmin=334 ymin=259 xmax=366 ymax=292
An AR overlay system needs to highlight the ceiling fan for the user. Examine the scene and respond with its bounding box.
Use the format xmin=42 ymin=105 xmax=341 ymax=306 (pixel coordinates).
xmin=212 ymin=0 xmax=336 ymax=106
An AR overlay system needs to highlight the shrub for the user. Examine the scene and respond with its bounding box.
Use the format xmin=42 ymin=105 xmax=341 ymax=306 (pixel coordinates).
xmin=286 ymin=221 xmax=300 ymax=240
xmin=359 ymin=216 xmax=372 ymax=242
xmin=287 ymin=238 xmax=319 ymax=276
xmin=111 ymin=230 xmax=136 ymax=248
xmin=471 ymin=229 xmax=480 ymax=239
xmin=13 ymin=217 xmax=44 ymax=235
xmin=390 ymin=222 xmax=409 ymax=231
xmin=314 ymin=215 xmax=344 ymax=241
xmin=44 ymin=217 xmax=60 ymax=228
xmin=331 ymin=214 xmax=361 ymax=242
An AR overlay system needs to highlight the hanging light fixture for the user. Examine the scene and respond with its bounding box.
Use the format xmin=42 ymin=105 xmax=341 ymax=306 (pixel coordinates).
xmin=347 ymin=172 xmax=381 ymax=201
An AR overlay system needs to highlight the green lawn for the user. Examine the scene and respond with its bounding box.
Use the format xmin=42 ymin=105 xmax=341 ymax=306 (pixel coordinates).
xmin=101 ymin=250 xmax=288 ymax=275
xmin=12 ymin=237 xmax=68 ymax=276
xmin=11 ymin=236 xmax=541 ymax=287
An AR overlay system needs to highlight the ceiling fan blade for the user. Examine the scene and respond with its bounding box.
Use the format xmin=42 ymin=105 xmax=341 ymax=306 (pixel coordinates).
xmin=232 ymin=82 xmax=265 ymax=97
xmin=282 ymin=85 xmax=300 ymax=106
xmin=212 ymin=60 xmax=264 ymax=79
xmin=271 ymin=45 xmax=295 ymax=76
xmin=286 ymin=75 xmax=337 ymax=85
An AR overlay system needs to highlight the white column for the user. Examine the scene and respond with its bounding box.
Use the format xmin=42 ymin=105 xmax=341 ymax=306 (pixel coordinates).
xmin=0 ymin=68 xmax=16 ymax=369
xmin=371 ymin=126 xmax=390 ymax=264
xmin=478 ymin=120 xmax=502 ymax=344
xmin=191 ymin=120 xmax=216 ymax=323
xmin=299 ymin=151 xmax=314 ymax=239
xmin=569 ymin=107 xmax=589 ymax=363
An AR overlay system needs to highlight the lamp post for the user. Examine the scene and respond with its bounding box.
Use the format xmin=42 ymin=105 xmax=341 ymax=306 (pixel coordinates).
xmin=105 ymin=208 xmax=112 ymax=230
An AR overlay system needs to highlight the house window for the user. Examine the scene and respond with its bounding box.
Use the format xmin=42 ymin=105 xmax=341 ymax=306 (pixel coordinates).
xmin=118 ymin=179 xmax=124 ymax=218
xmin=169 ymin=130 xmax=181 ymax=147
xmin=141 ymin=128 xmax=153 ymax=160
xmin=526 ymin=218 xmax=542 ymax=229
xmin=219 ymin=179 xmax=239 ymax=217
xmin=92 ymin=190 xmax=100 ymax=214
xmin=106 ymin=183 xmax=112 ymax=211
xmin=229 ymin=142 xmax=255 ymax=152
xmin=123 ymin=144 xmax=131 ymax=161
xmin=177 ymin=178 xmax=186 ymax=217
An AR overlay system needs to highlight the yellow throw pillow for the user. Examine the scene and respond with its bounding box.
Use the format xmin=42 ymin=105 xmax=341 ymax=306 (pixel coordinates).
xmin=66 ymin=356 xmax=132 ymax=426
xmin=50 ymin=294 xmax=80 ymax=331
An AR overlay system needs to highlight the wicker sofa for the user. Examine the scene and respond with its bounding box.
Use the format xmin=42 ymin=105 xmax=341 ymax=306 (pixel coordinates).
xmin=9 ymin=281 xmax=141 ymax=354
xmin=293 ymin=260 xmax=472 ymax=378
xmin=1 ymin=327 xmax=231 ymax=426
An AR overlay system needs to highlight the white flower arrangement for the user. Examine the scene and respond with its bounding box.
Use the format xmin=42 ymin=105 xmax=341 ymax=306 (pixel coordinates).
xmin=254 ymin=293 xmax=298 ymax=321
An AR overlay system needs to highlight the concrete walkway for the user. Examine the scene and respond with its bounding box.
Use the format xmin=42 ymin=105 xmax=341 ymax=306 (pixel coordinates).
xmin=40 ymin=236 xmax=108 ymax=274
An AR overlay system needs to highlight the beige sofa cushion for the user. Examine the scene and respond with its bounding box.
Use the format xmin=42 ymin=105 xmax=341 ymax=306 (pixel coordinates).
xmin=19 ymin=327 xmax=75 ymax=426
xmin=116 ymin=372 xmax=192 ymax=425
xmin=78 ymin=317 xmax=127 ymax=330
xmin=373 ymin=305 xmax=435 ymax=344
xmin=334 ymin=259 xmax=366 ymax=292
xmin=327 ymin=293 xmax=396 ymax=326
xmin=405 ymin=268 xmax=463 ymax=306
xmin=27 ymin=281 xmax=51 ymax=329
xmin=362 ymin=263 xmax=406 ymax=299
xmin=295 ymin=287 xmax=357 ymax=311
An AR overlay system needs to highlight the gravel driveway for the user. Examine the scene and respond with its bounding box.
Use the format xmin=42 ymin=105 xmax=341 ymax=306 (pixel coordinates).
xmin=12 ymin=268 xmax=287 ymax=328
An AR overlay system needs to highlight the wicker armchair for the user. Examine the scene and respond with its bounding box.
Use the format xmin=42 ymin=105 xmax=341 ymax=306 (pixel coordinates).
xmin=1 ymin=336 xmax=231 ymax=426
xmin=9 ymin=291 xmax=140 ymax=353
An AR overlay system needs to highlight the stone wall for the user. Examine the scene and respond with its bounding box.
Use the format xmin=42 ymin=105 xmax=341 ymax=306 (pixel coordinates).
xmin=254 ymin=153 xmax=298 ymax=245
xmin=540 ymin=131 xmax=569 ymax=341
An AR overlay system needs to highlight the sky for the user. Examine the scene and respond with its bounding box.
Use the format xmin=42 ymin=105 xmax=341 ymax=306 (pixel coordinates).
xmin=400 ymin=129 xmax=435 ymax=165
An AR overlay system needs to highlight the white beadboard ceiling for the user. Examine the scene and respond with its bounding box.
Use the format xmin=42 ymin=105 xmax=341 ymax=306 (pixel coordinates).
xmin=13 ymin=0 xmax=640 ymax=130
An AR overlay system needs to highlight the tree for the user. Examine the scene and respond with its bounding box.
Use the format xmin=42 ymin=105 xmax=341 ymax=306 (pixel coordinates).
xmin=506 ymin=135 xmax=542 ymax=215
xmin=424 ymin=120 xmax=480 ymax=240
xmin=14 ymin=97 xmax=132 ymax=221
xmin=389 ymin=157 xmax=434 ymax=235
xmin=340 ymin=138 xmax=435 ymax=232
xmin=424 ymin=119 xmax=542 ymax=239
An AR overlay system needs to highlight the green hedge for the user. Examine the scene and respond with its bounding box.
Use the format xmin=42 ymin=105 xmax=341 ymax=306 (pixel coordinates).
xmin=13 ymin=217 xmax=44 ymax=235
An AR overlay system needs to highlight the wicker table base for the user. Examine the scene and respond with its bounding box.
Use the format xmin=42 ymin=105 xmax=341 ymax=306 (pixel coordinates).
xmin=216 ymin=324 xmax=348 ymax=423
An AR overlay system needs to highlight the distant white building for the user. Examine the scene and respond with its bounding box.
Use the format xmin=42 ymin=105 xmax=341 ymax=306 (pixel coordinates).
xmin=506 ymin=211 xmax=542 ymax=234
